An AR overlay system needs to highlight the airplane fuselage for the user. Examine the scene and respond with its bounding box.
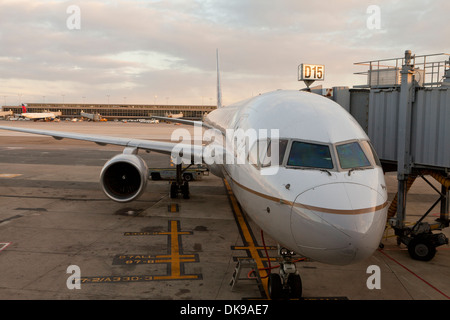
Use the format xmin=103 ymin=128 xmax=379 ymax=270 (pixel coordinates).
xmin=21 ymin=112 xmax=56 ymax=120
xmin=204 ymin=90 xmax=388 ymax=265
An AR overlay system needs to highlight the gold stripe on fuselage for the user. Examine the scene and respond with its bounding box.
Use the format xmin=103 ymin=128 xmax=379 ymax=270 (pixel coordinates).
xmin=229 ymin=177 xmax=388 ymax=215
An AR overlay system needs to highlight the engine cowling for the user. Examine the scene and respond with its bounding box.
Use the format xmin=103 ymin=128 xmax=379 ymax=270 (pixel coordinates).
xmin=100 ymin=154 xmax=148 ymax=202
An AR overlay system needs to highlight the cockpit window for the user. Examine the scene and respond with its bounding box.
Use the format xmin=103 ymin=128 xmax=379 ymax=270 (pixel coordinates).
xmin=276 ymin=139 xmax=289 ymax=166
xmin=261 ymin=139 xmax=289 ymax=167
xmin=363 ymin=141 xmax=382 ymax=167
xmin=336 ymin=142 xmax=371 ymax=169
xmin=287 ymin=141 xmax=333 ymax=169
xmin=249 ymin=139 xmax=289 ymax=168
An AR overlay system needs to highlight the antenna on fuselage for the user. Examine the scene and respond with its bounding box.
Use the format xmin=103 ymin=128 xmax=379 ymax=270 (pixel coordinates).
xmin=216 ymin=48 xmax=222 ymax=108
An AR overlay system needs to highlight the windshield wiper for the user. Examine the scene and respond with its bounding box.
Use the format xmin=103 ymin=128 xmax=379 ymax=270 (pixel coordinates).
xmin=319 ymin=169 xmax=332 ymax=176
xmin=347 ymin=167 xmax=367 ymax=176
xmin=288 ymin=166 xmax=333 ymax=176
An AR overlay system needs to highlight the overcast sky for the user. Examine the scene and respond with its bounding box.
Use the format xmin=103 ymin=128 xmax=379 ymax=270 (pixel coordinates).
xmin=0 ymin=0 xmax=449 ymax=106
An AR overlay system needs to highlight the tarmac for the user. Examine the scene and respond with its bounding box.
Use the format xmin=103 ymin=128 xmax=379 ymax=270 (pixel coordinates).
xmin=0 ymin=121 xmax=449 ymax=302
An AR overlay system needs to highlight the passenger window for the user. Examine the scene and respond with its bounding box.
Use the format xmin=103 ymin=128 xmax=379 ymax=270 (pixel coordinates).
xmin=287 ymin=141 xmax=333 ymax=169
xmin=336 ymin=142 xmax=371 ymax=169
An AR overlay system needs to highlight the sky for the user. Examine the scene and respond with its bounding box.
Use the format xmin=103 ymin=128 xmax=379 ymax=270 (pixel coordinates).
xmin=0 ymin=0 xmax=449 ymax=107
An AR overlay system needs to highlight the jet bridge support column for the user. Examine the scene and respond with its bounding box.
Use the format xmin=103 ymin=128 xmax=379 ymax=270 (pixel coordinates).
xmin=388 ymin=50 xmax=450 ymax=260
xmin=440 ymin=184 xmax=449 ymax=222
xmin=395 ymin=50 xmax=415 ymax=232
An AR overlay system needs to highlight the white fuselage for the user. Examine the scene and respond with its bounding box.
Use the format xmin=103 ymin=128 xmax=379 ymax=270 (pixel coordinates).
xmin=204 ymin=90 xmax=388 ymax=265
xmin=166 ymin=112 xmax=184 ymax=119
xmin=21 ymin=112 xmax=56 ymax=120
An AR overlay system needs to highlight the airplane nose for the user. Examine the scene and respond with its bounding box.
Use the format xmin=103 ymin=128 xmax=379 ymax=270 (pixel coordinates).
xmin=290 ymin=183 xmax=387 ymax=265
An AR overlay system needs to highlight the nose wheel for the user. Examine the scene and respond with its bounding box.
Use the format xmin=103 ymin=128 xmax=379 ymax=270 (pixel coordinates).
xmin=267 ymin=246 xmax=303 ymax=300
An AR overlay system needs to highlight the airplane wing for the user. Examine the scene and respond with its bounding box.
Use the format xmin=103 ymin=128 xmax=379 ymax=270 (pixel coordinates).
xmin=0 ymin=125 xmax=205 ymax=162
xmin=153 ymin=116 xmax=200 ymax=126
xmin=151 ymin=116 xmax=215 ymax=130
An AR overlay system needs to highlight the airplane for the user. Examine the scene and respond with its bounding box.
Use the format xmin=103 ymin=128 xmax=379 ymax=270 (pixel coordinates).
xmin=0 ymin=53 xmax=388 ymax=299
xmin=164 ymin=112 xmax=183 ymax=119
xmin=20 ymin=104 xmax=57 ymax=121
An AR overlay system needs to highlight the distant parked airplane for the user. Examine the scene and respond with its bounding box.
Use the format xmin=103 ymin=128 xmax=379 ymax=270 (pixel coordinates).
xmin=21 ymin=104 xmax=57 ymax=121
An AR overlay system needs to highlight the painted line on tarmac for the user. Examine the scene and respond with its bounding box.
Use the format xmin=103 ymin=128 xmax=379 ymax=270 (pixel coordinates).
xmin=0 ymin=243 xmax=11 ymax=252
xmin=378 ymin=248 xmax=450 ymax=300
xmin=0 ymin=174 xmax=22 ymax=178
xmin=223 ymin=178 xmax=270 ymax=299
xmin=81 ymin=220 xmax=202 ymax=284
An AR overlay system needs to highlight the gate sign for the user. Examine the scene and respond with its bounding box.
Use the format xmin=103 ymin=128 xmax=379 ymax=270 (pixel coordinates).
xmin=298 ymin=64 xmax=325 ymax=81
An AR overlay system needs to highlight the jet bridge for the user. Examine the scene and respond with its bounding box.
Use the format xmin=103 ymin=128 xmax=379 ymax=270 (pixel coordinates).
xmin=0 ymin=109 xmax=13 ymax=119
xmin=80 ymin=111 xmax=103 ymax=122
xmin=351 ymin=50 xmax=450 ymax=261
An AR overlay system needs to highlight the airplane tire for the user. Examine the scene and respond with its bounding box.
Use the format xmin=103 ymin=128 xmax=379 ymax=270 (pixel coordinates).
xmin=408 ymin=236 xmax=436 ymax=261
xmin=268 ymin=273 xmax=283 ymax=300
xmin=181 ymin=182 xmax=190 ymax=199
xmin=151 ymin=172 xmax=161 ymax=180
xmin=287 ymin=274 xmax=302 ymax=299
xmin=170 ymin=182 xmax=178 ymax=199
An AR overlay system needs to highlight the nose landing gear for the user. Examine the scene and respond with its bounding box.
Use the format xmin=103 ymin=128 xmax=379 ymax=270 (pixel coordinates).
xmin=267 ymin=246 xmax=303 ymax=300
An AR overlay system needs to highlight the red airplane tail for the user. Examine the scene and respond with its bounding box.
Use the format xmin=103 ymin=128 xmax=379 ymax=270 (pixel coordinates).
xmin=21 ymin=104 xmax=27 ymax=113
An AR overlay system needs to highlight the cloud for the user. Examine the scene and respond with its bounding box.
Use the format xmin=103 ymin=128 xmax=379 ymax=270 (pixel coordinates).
xmin=0 ymin=0 xmax=448 ymax=106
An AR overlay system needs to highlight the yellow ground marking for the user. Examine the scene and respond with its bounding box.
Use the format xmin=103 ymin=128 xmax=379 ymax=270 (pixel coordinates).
xmin=153 ymin=220 xmax=198 ymax=280
xmin=82 ymin=220 xmax=201 ymax=283
xmin=0 ymin=174 xmax=22 ymax=178
xmin=224 ymin=179 xmax=270 ymax=298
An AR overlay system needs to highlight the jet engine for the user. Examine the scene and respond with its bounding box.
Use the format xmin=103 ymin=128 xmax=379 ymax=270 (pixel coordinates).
xmin=100 ymin=153 xmax=148 ymax=202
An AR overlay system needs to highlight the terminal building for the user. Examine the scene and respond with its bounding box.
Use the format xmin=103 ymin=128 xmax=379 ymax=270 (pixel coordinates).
xmin=1 ymin=103 xmax=216 ymax=120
